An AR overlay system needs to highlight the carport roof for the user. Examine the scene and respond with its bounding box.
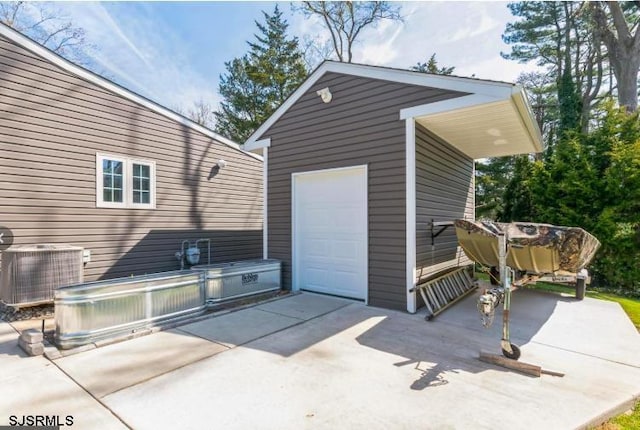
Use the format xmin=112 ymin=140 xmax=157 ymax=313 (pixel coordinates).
xmin=244 ymin=61 xmax=543 ymax=159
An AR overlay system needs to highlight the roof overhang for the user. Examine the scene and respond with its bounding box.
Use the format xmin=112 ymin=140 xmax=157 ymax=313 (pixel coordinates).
xmin=401 ymin=88 xmax=543 ymax=159
xmin=244 ymin=60 xmax=543 ymax=159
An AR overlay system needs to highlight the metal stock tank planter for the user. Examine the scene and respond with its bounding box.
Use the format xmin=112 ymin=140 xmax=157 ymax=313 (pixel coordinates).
xmin=192 ymin=259 xmax=281 ymax=305
xmin=55 ymin=259 xmax=281 ymax=349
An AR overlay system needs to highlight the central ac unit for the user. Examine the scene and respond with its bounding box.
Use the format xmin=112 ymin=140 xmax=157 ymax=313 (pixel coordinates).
xmin=0 ymin=244 xmax=84 ymax=307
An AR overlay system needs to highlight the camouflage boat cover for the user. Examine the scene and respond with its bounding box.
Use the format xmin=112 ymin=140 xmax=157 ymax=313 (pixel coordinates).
xmin=454 ymin=220 xmax=601 ymax=274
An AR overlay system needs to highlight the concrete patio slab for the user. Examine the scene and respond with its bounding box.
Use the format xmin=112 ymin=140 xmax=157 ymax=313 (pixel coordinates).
xmin=55 ymin=329 xmax=228 ymax=398
xmin=1 ymin=365 xmax=128 ymax=429
xmin=177 ymin=307 xmax=302 ymax=347
xmin=99 ymin=291 xmax=640 ymax=430
xmin=435 ymin=287 xmax=640 ymax=367
xmin=0 ymin=321 xmax=126 ymax=429
xmin=255 ymin=292 xmax=353 ymax=320
xmin=0 ymin=321 xmax=49 ymax=381
xmin=9 ymin=317 xmax=55 ymax=335
xmin=2 ymin=290 xmax=639 ymax=429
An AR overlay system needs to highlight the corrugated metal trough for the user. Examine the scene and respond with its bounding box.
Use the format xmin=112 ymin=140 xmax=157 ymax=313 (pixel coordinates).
xmin=55 ymin=259 xmax=281 ymax=349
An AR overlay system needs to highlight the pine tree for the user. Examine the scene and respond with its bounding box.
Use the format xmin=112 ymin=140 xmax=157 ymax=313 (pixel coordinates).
xmin=498 ymin=155 xmax=536 ymax=222
xmin=475 ymin=156 xmax=516 ymax=220
xmin=214 ymin=6 xmax=308 ymax=142
xmin=410 ymin=54 xmax=455 ymax=75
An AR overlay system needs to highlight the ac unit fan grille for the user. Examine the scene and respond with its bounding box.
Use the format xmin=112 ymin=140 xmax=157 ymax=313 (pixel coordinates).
xmin=1 ymin=245 xmax=83 ymax=306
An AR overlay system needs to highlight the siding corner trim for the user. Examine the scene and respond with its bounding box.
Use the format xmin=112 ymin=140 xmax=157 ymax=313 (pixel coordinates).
xmin=405 ymin=117 xmax=417 ymax=313
xmin=263 ymin=148 xmax=268 ymax=259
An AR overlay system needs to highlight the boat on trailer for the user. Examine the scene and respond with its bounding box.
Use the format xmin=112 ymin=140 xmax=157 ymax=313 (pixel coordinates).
xmin=453 ymin=219 xmax=601 ymax=360
xmin=454 ymin=219 xmax=601 ymax=276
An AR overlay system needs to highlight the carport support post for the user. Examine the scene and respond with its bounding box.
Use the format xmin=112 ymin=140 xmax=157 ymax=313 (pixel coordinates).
xmin=405 ymin=117 xmax=417 ymax=313
xmin=498 ymin=233 xmax=513 ymax=355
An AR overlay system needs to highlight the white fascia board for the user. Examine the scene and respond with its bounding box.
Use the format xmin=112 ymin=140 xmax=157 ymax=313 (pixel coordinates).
xmin=244 ymin=63 xmax=332 ymax=146
xmin=0 ymin=23 xmax=262 ymax=162
xmin=405 ymin=117 xmax=417 ymax=314
xmin=399 ymin=94 xmax=504 ymax=120
xmin=244 ymin=138 xmax=271 ymax=152
xmin=511 ymin=89 xmax=545 ymax=153
xmin=245 ymin=60 xmax=517 ymax=147
xmin=324 ymin=62 xmax=515 ymax=98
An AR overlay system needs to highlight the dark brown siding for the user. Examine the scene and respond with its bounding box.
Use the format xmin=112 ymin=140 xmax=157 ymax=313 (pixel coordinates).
xmin=261 ymin=72 xmax=464 ymax=310
xmin=415 ymin=123 xmax=473 ymax=283
xmin=0 ymin=35 xmax=263 ymax=281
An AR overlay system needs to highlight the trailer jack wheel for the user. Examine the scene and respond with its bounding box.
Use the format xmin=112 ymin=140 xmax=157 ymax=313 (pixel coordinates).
xmin=502 ymin=343 xmax=521 ymax=360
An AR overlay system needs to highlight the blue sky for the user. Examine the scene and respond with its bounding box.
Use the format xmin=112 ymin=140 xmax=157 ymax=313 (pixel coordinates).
xmin=53 ymin=1 xmax=538 ymax=112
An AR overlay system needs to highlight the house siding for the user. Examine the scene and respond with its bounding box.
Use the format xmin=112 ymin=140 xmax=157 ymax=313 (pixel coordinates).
xmin=415 ymin=123 xmax=474 ymax=284
xmin=0 ymin=35 xmax=263 ymax=281
xmin=260 ymin=71 xmax=464 ymax=310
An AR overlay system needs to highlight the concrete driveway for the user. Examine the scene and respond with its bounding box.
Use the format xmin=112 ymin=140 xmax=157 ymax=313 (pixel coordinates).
xmin=2 ymin=289 xmax=640 ymax=429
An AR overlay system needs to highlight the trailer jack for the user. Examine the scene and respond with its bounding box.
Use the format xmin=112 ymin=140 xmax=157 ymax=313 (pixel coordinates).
xmin=476 ymin=233 xmax=521 ymax=360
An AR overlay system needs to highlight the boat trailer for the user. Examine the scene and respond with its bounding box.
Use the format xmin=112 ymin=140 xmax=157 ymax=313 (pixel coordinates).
xmin=454 ymin=219 xmax=601 ymax=361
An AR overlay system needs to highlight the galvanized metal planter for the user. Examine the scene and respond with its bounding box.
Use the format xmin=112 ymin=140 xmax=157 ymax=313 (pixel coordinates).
xmin=55 ymin=271 xmax=205 ymax=349
xmin=192 ymin=259 xmax=281 ymax=304
xmin=54 ymin=260 xmax=281 ymax=349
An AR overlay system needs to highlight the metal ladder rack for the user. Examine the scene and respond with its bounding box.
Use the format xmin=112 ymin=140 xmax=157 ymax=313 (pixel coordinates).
xmin=415 ymin=267 xmax=477 ymax=321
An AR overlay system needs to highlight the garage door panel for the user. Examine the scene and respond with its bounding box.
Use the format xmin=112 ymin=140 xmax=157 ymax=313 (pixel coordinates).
xmin=300 ymin=208 xmax=330 ymax=231
xmin=304 ymin=266 xmax=329 ymax=288
xmin=293 ymin=166 xmax=367 ymax=300
xmin=332 ymin=270 xmax=359 ymax=291
xmin=332 ymin=240 xmax=359 ymax=260
xmin=304 ymin=238 xmax=330 ymax=257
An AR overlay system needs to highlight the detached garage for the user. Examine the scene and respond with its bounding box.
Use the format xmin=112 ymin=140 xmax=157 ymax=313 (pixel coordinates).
xmin=244 ymin=61 xmax=543 ymax=313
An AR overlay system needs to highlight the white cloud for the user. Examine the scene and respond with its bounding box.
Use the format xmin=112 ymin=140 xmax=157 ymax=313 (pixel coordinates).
xmin=57 ymin=2 xmax=220 ymax=113
xmin=49 ymin=1 xmax=540 ymax=119
xmin=357 ymin=18 xmax=406 ymax=65
xmin=288 ymin=1 xmax=542 ymax=83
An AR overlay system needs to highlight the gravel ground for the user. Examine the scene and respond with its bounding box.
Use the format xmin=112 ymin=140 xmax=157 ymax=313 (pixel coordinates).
xmin=0 ymin=302 xmax=54 ymax=322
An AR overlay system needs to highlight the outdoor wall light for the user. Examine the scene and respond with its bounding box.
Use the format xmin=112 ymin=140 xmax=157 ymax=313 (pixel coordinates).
xmin=316 ymin=87 xmax=332 ymax=103
xmin=217 ymin=159 xmax=227 ymax=169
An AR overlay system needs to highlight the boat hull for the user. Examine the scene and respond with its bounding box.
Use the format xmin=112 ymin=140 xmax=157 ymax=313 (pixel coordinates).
xmin=454 ymin=220 xmax=600 ymax=274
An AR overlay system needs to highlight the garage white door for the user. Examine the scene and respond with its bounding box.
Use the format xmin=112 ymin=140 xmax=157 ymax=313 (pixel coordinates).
xmin=292 ymin=166 xmax=367 ymax=300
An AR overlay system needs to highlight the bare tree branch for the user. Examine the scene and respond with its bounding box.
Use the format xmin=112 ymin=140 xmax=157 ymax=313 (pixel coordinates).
xmin=0 ymin=1 xmax=92 ymax=65
xmin=295 ymin=1 xmax=402 ymax=63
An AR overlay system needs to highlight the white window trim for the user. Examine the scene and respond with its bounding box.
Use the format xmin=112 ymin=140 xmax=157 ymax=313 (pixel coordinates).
xmin=96 ymin=153 xmax=156 ymax=209
xmin=129 ymin=158 xmax=156 ymax=209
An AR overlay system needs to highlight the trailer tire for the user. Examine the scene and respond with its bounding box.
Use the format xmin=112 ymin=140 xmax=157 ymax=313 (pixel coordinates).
xmin=502 ymin=344 xmax=521 ymax=360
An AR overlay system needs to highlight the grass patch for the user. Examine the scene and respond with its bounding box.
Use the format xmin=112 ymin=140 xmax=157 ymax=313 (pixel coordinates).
xmin=594 ymin=401 xmax=640 ymax=430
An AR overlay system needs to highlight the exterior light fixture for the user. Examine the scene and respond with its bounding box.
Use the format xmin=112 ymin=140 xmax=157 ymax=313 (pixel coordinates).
xmin=217 ymin=159 xmax=227 ymax=169
xmin=316 ymin=87 xmax=332 ymax=103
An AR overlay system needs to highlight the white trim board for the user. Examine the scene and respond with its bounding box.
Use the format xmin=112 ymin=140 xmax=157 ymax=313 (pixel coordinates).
xmin=263 ymin=148 xmax=268 ymax=259
xmin=399 ymin=94 xmax=504 ymax=120
xmin=244 ymin=60 xmax=522 ymax=147
xmin=244 ymin=138 xmax=271 ymax=152
xmin=0 ymin=22 xmax=262 ymax=162
xmin=405 ymin=119 xmax=417 ymax=313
